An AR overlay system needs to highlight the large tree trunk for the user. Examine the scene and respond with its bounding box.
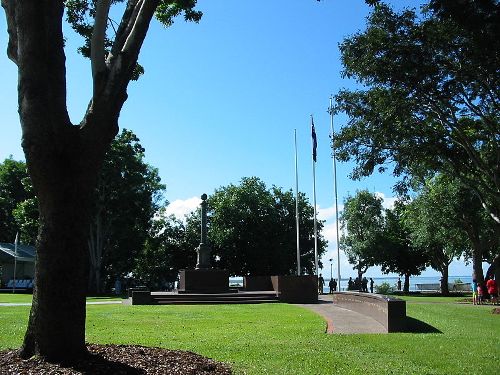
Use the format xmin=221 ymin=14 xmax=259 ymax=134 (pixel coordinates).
xmin=21 ymin=153 xmax=96 ymax=361
xmin=403 ymin=273 xmax=410 ymax=293
xmin=2 ymin=0 xmax=158 ymax=363
xmin=440 ymin=266 xmax=449 ymax=295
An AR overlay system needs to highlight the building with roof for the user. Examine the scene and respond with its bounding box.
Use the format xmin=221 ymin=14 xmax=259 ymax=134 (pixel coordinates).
xmin=0 ymin=242 xmax=36 ymax=287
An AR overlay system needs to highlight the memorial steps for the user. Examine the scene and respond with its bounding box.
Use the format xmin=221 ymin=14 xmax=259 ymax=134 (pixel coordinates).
xmin=147 ymin=291 xmax=279 ymax=305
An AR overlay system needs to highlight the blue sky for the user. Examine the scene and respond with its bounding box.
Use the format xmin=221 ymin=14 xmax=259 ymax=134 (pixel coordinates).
xmin=0 ymin=0 xmax=477 ymax=278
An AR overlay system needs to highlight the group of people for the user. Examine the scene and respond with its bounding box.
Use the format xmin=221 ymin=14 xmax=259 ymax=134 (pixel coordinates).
xmin=317 ymin=275 xmax=377 ymax=294
xmin=346 ymin=276 xmax=375 ymax=293
xmin=317 ymin=274 xmax=376 ymax=294
xmin=472 ymin=277 xmax=498 ymax=305
xmin=317 ymin=274 xmax=339 ymax=294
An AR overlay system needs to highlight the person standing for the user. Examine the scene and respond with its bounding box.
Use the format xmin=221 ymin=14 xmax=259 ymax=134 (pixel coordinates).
xmin=328 ymin=278 xmax=334 ymax=294
xmin=486 ymin=277 xmax=498 ymax=305
xmin=477 ymin=282 xmax=484 ymax=305
xmin=397 ymin=277 xmax=402 ymax=291
xmin=362 ymin=277 xmax=368 ymax=292
xmin=370 ymin=278 xmax=374 ymax=293
xmin=318 ymin=274 xmax=325 ymax=294
xmin=472 ymin=278 xmax=478 ymax=305
xmin=332 ymin=278 xmax=337 ymax=292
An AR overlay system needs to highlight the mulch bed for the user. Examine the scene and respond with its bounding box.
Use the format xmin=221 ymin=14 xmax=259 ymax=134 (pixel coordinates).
xmin=0 ymin=344 xmax=232 ymax=374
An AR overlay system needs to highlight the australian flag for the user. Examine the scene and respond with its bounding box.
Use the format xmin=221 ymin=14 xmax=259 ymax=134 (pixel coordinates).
xmin=311 ymin=116 xmax=317 ymax=162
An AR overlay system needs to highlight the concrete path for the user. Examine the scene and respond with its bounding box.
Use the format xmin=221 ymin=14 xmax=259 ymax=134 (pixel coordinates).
xmin=297 ymin=294 xmax=386 ymax=334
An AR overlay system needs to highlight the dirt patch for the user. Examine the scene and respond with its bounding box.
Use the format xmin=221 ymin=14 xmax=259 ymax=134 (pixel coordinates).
xmin=0 ymin=344 xmax=232 ymax=374
xmin=492 ymin=307 xmax=500 ymax=314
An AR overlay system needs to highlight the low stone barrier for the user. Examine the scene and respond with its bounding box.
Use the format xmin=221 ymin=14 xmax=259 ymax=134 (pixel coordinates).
xmin=271 ymin=275 xmax=318 ymax=303
xmin=243 ymin=276 xmax=273 ymax=291
xmin=131 ymin=290 xmax=152 ymax=305
xmin=332 ymin=292 xmax=406 ymax=332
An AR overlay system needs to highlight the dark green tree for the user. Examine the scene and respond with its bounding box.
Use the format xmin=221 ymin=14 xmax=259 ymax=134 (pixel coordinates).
xmin=205 ymin=177 xmax=326 ymax=276
xmin=0 ymin=158 xmax=33 ymax=243
xmin=134 ymin=212 xmax=195 ymax=289
xmin=404 ymin=177 xmax=467 ymax=294
xmin=1 ymin=0 xmax=201 ymax=360
xmin=332 ymin=2 xmax=500 ymax=224
xmin=88 ymin=129 xmax=165 ymax=293
xmin=340 ymin=190 xmax=384 ymax=280
xmin=378 ymin=201 xmax=427 ymax=292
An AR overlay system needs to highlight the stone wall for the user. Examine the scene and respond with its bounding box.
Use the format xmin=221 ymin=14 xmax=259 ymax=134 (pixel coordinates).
xmin=332 ymin=292 xmax=406 ymax=332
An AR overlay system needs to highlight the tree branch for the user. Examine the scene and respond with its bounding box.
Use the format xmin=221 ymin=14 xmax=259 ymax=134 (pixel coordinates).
xmin=91 ymin=0 xmax=111 ymax=92
xmin=109 ymin=0 xmax=141 ymax=61
xmin=1 ymin=0 xmax=18 ymax=64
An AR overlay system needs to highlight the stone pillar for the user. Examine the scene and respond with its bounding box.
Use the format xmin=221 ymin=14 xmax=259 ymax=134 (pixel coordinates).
xmin=196 ymin=193 xmax=212 ymax=269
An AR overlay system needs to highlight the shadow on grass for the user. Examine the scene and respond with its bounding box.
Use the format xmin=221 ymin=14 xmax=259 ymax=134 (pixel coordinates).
xmin=403 ymin=316 xmax=442 ymax=334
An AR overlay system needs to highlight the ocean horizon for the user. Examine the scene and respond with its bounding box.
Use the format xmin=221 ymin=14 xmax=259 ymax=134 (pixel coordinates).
xmin=229 ymin=275 xmax=473 ymax=292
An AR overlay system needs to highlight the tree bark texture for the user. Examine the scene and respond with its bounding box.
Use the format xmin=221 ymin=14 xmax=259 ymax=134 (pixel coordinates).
xmin=403 ymin=273 xmax=410 ymax=293
xmin=440 ymin=266 xmax=449 ymax=295
xmin=0 ymin=0 xmax=143 ymax=362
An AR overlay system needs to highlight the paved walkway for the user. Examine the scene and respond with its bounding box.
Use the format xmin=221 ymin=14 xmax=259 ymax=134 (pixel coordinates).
xmin=297 ymin=294 xmax=386 ymax=334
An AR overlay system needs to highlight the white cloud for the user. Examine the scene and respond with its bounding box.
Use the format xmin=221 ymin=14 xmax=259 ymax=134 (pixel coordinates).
xmin=165 ymin=196 xmax=202 ymax=219
xmin=375 ymin=192 xmax=398 ymax=210
xmin=322 ymin=222 xmax=340 ymax=243
xmin=317 ymin=204 xmax=343 ymax=221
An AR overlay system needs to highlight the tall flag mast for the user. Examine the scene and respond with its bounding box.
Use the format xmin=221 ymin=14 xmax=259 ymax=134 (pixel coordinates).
xmin=329 ymin=96 xmax=341 ymax=289
xmin=294 ymin=129 xmax=301 ymax=275
xmin=311 ymin=116 xmax=319 ymax=275
xmin=13 ymin=232 xmax=18 ymax=294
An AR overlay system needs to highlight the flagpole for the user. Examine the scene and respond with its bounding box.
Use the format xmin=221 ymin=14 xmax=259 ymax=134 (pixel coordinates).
xmin=329 ymin=96 xmax=341 ymax=290
xmin=13 ymin=232 xmax=18 ymax=294
xmin=294 ymin=129 xmax=301 ymax=276
xmin=311 ymin=116 xmax=319 ymax=275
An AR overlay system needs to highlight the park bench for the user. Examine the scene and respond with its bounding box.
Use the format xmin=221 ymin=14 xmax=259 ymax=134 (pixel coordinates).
xmin=415 ymin=283 xmax=472 ymax=292
xmin=0 ymin=279 xmax=34 ymax=292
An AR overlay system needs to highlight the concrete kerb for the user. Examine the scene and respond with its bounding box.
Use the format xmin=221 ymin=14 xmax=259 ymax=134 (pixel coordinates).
xmin=296 ymin=294 xmax=386 ymax=334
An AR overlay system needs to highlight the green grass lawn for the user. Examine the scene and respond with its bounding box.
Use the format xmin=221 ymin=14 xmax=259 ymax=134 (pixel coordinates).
xmin=1 ymin=302 xmax=498 ymax=374
xmin=0 ymin=293 xmax=121 ymax=304
xmin=392 ymin=294 xmax=472 ymax=303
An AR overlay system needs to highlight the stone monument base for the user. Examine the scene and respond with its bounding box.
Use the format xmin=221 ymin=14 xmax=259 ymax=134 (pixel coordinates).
xmin=178 ymin=269 xmax=230 ymax=294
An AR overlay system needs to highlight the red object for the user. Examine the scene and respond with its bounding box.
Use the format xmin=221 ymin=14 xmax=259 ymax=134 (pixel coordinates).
xmin=486 ymin=279 xmax=498 ymax=295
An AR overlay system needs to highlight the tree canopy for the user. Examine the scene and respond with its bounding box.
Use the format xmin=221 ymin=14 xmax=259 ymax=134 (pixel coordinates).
xmin=88 ymin=129 xmax=165 ymax=293
xmin=332 ymin=1 xmax=500 ymax=223
xmin=340 ymin=190 xmax=384 ymax=279
xmin=0 ymin=158 xmax=34 ymax=243
xmin=378 ymin=201 xmax=427 ymax=292
xmin=207 ymin=177 xmax=327 ymax=276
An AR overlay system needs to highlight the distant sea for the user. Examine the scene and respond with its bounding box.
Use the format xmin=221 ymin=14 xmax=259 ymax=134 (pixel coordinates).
xmin=229 ymin=275 xmax=473 ymax=292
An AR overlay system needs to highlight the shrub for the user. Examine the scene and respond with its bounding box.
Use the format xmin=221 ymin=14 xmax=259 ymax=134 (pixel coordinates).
xmin=375 ymin=282 xmax=393 ymax=295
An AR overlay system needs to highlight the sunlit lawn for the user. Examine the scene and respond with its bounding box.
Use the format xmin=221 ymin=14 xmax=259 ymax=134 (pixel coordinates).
xmin=0 ymin=293 xmax=121 ymax=304
xmin=1 ymin=300 xmax=498 ymax=374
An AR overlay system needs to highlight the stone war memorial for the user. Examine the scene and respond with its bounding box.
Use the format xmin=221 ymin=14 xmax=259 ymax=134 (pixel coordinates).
xmin=130 ymin=193 xmax=319 ymax=305
xmin=178 ymin=193 xmax=230 ymax=294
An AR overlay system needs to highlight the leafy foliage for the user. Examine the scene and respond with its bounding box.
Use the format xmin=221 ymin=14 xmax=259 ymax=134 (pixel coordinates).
xmin=374 ymin=282 xmax=393 ymax=295
xmin=332 ymin=2 xmax=500 ymax=222
xmin=403 ymin=176 xmax=468 ymax=293
xmin=340 ymin=190 xmax=384 ymax=278
xmin=0 ymin=158 xmax=35 ymax=243
xmin=206 ymin=177 xmax=327 ymax=276
xmin=134 ymin=213 xmax=195 ymax=289
xmin=88 ymin=129 xmax=165 ymax=292
xmin=378 ymin=201 xmax=427 ymax=291
xmin=65 ymin=0 xmax=202 ymax=80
